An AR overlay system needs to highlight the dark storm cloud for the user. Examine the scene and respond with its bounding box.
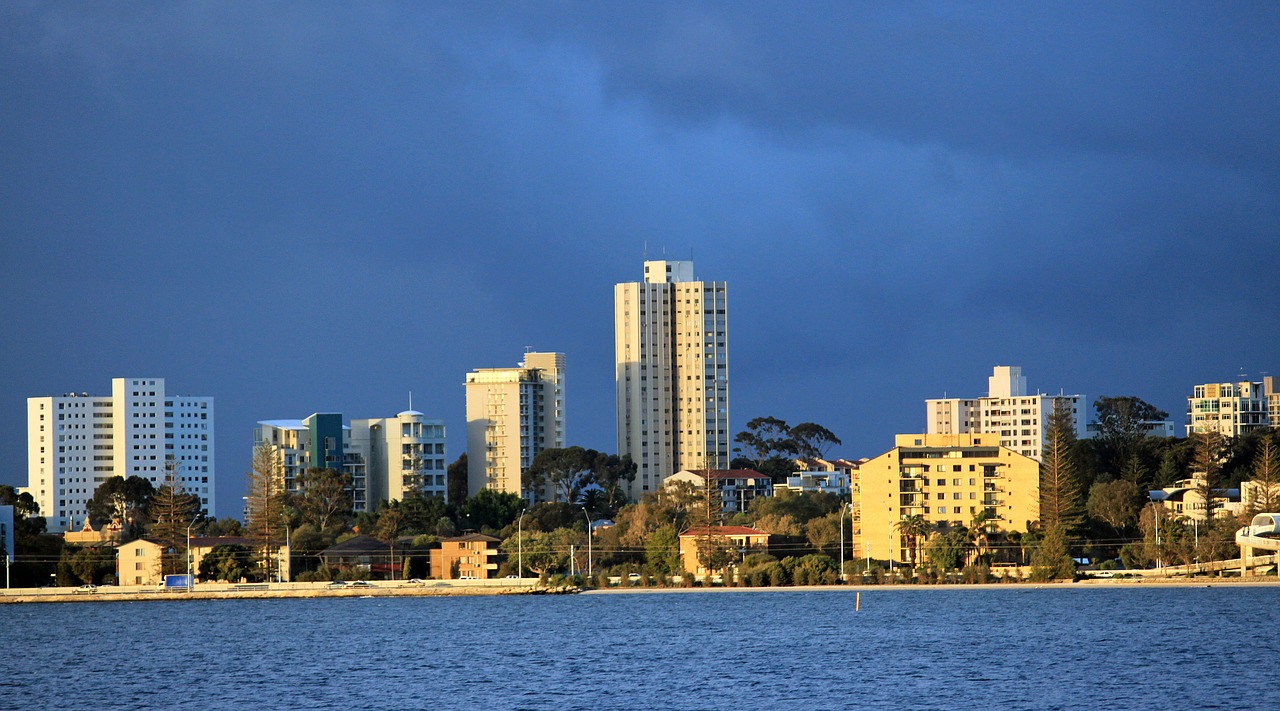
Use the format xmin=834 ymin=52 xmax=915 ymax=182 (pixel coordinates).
xmin=2 ymin=3 xmax=1277 ymax=514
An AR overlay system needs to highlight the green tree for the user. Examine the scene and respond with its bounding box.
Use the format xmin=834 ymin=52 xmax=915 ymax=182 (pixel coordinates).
xmin=644 ymin=526 xmax=682 ymax=575
xmin=446 ymin=453 xmax=468 ymax=504
xmin=924 ymin=526 xmax=972 ymax=572
xmin=591 ymin=452 xmax=637 ymax=513
xmin=199 ymin=544 xmax=252 ymax=582
xmin=1030 ymin=524 xmax=1075 ymax=580
xmin=1191 ymin=429 xmax=1226 ymax=526
xmin=1040 ymin=397 xmax=1084 ymax=530
xmin=1119 ymin=453 xmax=1151 ymax=489
xmin=894 ymin=514 xmax=930 ymax=567
xmin=789 ymin=422 xmax=842 ymax=460
xmin=804 ymin=512 xmax=841 ymax=556
xmin=1093 ymin=396 xmax=1170 ymax=469
xmin=1087 ymin=479 xmax=1143 ymax=531
xmin=292 ymin=467 xmax=352 ymax=531
xmin=458 ymin=488 xmax=524 ymax=531
xmin=61 ymin=544 xmax=116 ymax=585
xmin=148 ymin=459 xmax=201 ymax=576
xmin=85 ymin=475 xmax=154 ymax=537
xmin=524 ymin=447 xmax=595 ymax=503
xmin=1247 ymin=433 xmax=1280 ymax=515
xmin=733 ymin=416 xmax=798 ymax=465
xmin=245 ymin=441 xmax=286 ymax=581
xmin=375 ymin=507 xmax=405 ymax=580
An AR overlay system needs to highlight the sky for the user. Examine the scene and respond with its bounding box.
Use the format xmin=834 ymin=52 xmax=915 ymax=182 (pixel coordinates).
xmin=3 ymin=2 xmax=1278 ymax=519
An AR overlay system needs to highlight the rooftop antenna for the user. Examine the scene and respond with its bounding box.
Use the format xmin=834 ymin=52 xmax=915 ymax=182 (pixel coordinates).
xmin=643 ymin=241 xmax=648 ymax=260
xmin=408 ymin=390 xmax=413 ymax=411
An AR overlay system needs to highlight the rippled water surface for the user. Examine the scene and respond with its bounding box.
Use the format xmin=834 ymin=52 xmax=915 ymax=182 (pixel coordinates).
xmin=3 ymin=586 xmax=1277 ymax=710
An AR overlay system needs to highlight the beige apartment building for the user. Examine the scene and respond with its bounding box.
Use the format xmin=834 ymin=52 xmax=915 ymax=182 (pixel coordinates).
xmin=926 ymin=366 xmax=1085 ymax=462
xmin=465 ymin=352 xmax=565 ymax=500
xmin=858 ymin=434 xmax=1040 ymax=565
xmin=615 ymin=260 xmax=729 ymax=500
xmin=1186 ymin=376 xmax=1277 ymax=437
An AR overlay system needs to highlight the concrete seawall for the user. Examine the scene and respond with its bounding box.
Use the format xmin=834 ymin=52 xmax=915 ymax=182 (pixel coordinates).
xmin=0 ymin=578 xmax=558 ymax=604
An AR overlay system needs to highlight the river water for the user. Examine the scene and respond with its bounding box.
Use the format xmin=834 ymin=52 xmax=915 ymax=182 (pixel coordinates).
xmin=2 ymin=586 xmax=1276 ymax=710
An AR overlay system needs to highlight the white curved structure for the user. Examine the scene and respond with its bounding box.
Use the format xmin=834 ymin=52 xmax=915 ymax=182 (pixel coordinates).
xmin=1236 ymin=513 xmax=1280 ymax=575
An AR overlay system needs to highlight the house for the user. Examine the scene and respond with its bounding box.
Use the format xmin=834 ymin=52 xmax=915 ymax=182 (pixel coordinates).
xmin=678 ymin=525 xmax=771 ymax=578
xmin=777 ymin=458 xmax=862 ymax=497
xmin=430 ymin=533 xmax=500 ymax=580
xmin=1151 ymin=475 xmax=1242 ymax=522
xmin=189 ymin=536 xmax=274 ymax=582
xmin=320 ymin=535 xmax=392 ymax=577
xmin=665 ymin=469 xmax=772 ymax=515
xmin=116 ymin=538 xmax=165 ymax=586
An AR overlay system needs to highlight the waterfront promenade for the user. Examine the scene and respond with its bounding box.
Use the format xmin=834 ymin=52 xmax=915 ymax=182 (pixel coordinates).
xmin=0 ymin=577 xmax=544 ymax=604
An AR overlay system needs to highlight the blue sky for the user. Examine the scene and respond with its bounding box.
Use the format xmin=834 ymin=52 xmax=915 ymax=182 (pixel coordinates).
xmin=3 ymin=3 xmax=1278 ymax=518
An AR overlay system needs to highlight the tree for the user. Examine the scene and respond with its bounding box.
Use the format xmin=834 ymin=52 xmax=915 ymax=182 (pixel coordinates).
xmin=148 ymin=459 xmax=201 ymax=576
xmin=1040 ymin=397 xmax=1084 ymax=530
xmin=1093 ymin=396 xmax=1169 ymax=458
xmin=1030 ymin=524 xmax=1075 ymax=580
xmin=375 ymin=507 xmax=405 ymax=580
xmin=524 ymin=447 xmax=595 ymax=503
xmin=1119 ymin=453 xmax=1150 ymax=489
xmin=292 ymin=467 xmax=353 ymax=530
xmin=924 ymin=526 xmax=972 ymax=572
xmin=1191 ymin=429 xmax=1226 ymax=526
xmin=1087 ymin=479 xmax=1143 ymax=531
xmin=591 ymin=452 xmax=637 ymax=513
xmin=733 ymin=416 xmax=797 ymax=466
xmin=245 ymin=441 xmax=286 ymax=581
xmin=458 ymin=489 xmax=523 ymax=531
xmin=1247 ymin=433 xmax=1280 ymax=515
xmin=894 ymin=514 xmax=930 ymax=567
xmin=199 ymin=544 xmax=252 ymax=582
xmin=645 ymin=526 xmax=682 ymax=575
xmin=805 ymin=512 xmax=841 ymax=556
xmin=85 ymin=475 xmax=154 ymax=537
xmin=446 ymin=454 xmax=468 ymax=504
xmin=790 ymin=423 xmax=843 ymax=460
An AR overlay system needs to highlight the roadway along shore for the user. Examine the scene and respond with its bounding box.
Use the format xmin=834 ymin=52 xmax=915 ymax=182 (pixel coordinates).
xmin=0 ymin=578 xmax=567 ymax=604
xmin=583 ymin=576 xmax=1280 ymax=594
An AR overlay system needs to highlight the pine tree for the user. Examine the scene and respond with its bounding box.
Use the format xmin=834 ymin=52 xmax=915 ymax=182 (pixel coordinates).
xmin=148 ymin=458 xmax=201 ymax=576
xmin=1191 ymin=429 xmax=1225 ymax=526
xmin=245 ymin=441 xmax=286 ymax=581
xmin=1039 ymin=398 xmax=1083 ymax=530
xmin=1248 ymin=433 xmax=1280 ymax=515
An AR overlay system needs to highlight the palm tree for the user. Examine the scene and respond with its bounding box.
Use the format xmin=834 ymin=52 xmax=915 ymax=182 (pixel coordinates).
xmin=894 ymin=514 xmax=930 ymax=567
xmin=968 ymin=510 xmax=997 ymax=566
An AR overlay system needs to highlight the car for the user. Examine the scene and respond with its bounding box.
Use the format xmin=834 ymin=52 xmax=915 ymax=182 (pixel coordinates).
xmin=628 ymin=573 xmax=642 ymax=581
xmin=404 ymin=578 xmax=427 ymax=586
xmin=505 ymin=574 xmax=520 ymax=579
xmin=458 ymin=575 xmax=477 ymax=580
xmin=326 ymin=581 xmax=349 ymax=588
xmin=74 ymin=584 xmax=97 ymax=594
xmin=349 ymin=580 xmax=372 ymax=588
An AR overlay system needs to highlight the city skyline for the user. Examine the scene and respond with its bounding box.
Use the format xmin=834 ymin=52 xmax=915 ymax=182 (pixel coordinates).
xmin=3 ymin=5 xmax=1279 ymax=519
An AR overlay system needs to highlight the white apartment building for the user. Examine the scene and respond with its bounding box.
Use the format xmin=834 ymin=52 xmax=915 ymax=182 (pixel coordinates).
xmin=465 ymin=352 xmax=565 ymax=500
xmin=1186 ymin=377 xmax=1277 ymax=437
xmin=255 ymin=410 xmax=447 ymax=512
xmin=926 ymin=366 xmax=1085 ymax=461
xmin=25 ymin=377 xmax=215 ymax=532
xmin=615 ymin=260 xmax=729 ymax=499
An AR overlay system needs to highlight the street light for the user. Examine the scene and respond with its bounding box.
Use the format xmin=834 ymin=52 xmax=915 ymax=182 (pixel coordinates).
xmin=583 ymin=507 xmax=593 ymax=578
xmin=839 ymin=502 xmax=850 ymax=583
xmin=186 ymin=522 xmax=194 ymax=593
xmin=517 ymin=508 xmax=527 ymax=580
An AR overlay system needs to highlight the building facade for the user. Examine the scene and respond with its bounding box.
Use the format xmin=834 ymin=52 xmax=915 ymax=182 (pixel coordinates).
xmin=615 ymin=260 xmax=729 ymax=500
xmin=926 ymin=366 xmax=1085 ymax=462
xmin=464 ymin=352 xmax=565 ymax=500
xmin=665 ymin=469 xmax=773 ymax=515
xmin=430 ymin=533 xmax=500 ymax=580
xmin=678 ymin=525 xmax=770 ymax=578
xmin=25 ymin=377 xmax=215 ymax=532
xmin=858 ymin=434 xmax=1040 ymax=565
xmin=255 ymin=410 xmax=446 ymax=512
xmin=1186 ymin=377 xmax=1277 ymax=437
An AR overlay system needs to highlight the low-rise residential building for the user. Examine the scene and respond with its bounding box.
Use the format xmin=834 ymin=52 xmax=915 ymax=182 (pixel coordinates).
xmin=858 ymin=434 xmax=1040 ymax=565
xmin=319 ymin=535 xmax=392 ymax=577
xmin=665 ymin=469 xmax=772 ymax=515
xmin=1151 ymin=476 xmax=1243 ymax=522
xmin=116 ymin=538 xmax=165 ymax=586
xmin=430 ymin=533 xmax=500 ymax=580
xmin=678 ymin=525 xmax=770 ymax=578
xmin=1186 ymin=377 xmax=1277 ymax=437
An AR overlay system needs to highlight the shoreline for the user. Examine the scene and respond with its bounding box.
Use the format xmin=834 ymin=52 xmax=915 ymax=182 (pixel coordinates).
xmin=583 ymin=576 xmax=1280 ymax=594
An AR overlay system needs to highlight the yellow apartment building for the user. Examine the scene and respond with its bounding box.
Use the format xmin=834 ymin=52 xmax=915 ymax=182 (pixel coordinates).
xmin=858 ymin=434 xmax=1039 ymax=564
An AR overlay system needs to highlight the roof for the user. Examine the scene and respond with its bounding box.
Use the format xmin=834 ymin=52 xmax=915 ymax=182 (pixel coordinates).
xmin=397 ymin=410 xmax=423 ymax=417
xmin=680 ymin=525 xmax=770 ymax=538
xmin=443 ymin=533 xmax=501 ymax=544
xmin=190 ymin=536 xmax=256 ymax=548
xmin=689 ymin=469 xmax=770 ymax=480
xmin=320 ymin=535 xmax=391 ymax=556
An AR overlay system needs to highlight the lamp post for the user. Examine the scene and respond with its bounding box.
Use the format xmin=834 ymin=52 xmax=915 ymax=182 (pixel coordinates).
xmin=839 ymin=502 xmax=850 ymax=583
xmin=517 ymin=508 xmax=527 ymax=580
xmin=583 ymin=507 xmax=593 ymax=578
xmin=186 ymin=522 xmax=194 ymax=593
xmin=281 ymin=514 xmax=291 ymax=584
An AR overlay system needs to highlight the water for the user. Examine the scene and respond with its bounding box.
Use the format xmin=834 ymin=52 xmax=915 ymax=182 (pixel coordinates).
xmin=2 ymin=586 xmax=1276 ymax=710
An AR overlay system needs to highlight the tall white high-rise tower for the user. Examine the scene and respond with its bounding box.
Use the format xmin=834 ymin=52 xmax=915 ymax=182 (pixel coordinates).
xmin=615 ymin=260 xmax=729 ymax=500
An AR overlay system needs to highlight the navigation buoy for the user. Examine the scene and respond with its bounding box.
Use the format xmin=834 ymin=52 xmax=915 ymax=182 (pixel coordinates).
xmin=856 ymin=591 xmax=861 ymax=611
